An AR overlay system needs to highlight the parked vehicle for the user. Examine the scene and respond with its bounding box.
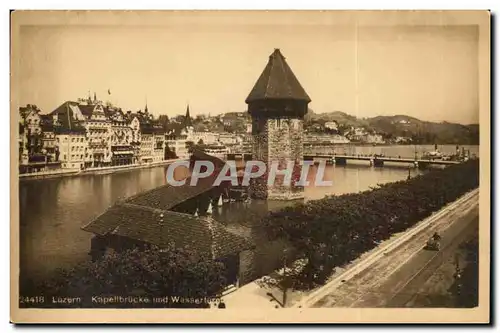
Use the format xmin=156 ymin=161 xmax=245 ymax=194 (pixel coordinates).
xmin=425 ymin=232 xmax=442 ymax=251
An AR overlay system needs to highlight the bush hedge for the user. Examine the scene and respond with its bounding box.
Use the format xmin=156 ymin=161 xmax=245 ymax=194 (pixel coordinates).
xmin=263 ymin=159 xmax=480 ymax=289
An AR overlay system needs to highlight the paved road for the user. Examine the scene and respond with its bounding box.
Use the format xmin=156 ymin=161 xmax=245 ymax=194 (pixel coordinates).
xmin=313 ymin=193 xmax=479 ymax=308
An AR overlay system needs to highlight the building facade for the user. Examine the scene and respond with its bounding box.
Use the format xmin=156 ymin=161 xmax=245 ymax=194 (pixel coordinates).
xmin=246 ymin=48 xmax=311 ymax=200
xmin=82 ymin=102 xmax=112 ymax=168
xmin=19 ymin=105 xmax=44 ymax=169
xmin=108 ymin=108 xmax=134 ymax=166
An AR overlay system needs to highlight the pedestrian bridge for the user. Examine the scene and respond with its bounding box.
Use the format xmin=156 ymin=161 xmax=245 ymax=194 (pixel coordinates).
xmin=226 ymin=152 xmax=461 ymax=168
xmin=303 ymin=154 xmax=461 ymax=168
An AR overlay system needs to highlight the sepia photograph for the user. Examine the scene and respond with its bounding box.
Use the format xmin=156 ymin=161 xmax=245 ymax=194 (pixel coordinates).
xmin=10 ymin=10 xmax=490 ymax=323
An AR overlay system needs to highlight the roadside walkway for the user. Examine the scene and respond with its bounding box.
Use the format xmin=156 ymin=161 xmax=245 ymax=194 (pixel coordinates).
xmin=19 ymin=158 xmax=181 ymax=180
xmin=223 ymin=189 xmax=479 ymax=309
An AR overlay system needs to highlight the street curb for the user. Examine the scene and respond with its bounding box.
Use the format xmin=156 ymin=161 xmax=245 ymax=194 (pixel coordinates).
xmin=294 ymin=188 xmax=479 ymax=308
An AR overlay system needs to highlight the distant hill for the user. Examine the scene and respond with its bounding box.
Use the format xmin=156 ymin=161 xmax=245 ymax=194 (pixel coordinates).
xmin=366 ymin=115 xmax=479 ymax=145
xmin=305 ymin=111 xmax=479 ymax=145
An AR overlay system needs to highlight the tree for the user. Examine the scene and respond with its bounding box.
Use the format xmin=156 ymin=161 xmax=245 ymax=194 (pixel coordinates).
xmin=164 ymin=143 xmax=177 ymax=159
xmin=29 ymin=244 xmax=227 ymax=308
xmin=263 ymin=160 xmax=480 ymax=289
xmin=158 ymin=115 xmax=170 ymax=130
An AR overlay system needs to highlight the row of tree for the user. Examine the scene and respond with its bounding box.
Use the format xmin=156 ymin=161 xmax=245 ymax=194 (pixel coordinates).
xmin=22 ymin=160 xmax=479 ymax=308
xmin=21 ymin=244 xmax=227 ymax=308
xmin=263 ymin=159 xmax=480 ymax=289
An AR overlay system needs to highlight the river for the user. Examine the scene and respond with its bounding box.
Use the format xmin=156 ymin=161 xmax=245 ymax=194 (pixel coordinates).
xmin=19 ymin=145 xmax=479 ymax=286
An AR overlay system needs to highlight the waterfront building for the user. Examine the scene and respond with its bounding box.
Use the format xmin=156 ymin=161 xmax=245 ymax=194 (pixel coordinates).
xmin=163 ymin=104 xmax=195 ymax=160
xmin=76 ymin=100 xmax=113 ymax=168
xmin=128 ymin=108 xmax=164 ymax=164
xmin=365 ymin=133 xmax=385 ymax=145
xmin=304 ymin=133 xmax=351 ymax=145
xmin=39 ymin=115 xmax=60 ymax=165
xmin=246 ymin=48 xmax=311 ymax=200
xmin=128 ymin=112 xmax=142 ymax=162
xmin=51 ymin=102 xmax=88 ymax=170
xmin=152 ymin=122 xmax=166 ymax=163
xmin=139 ymin=122 xmax=154 ymax=163
xmin=18 ymin=105 xmax=49 ymax=172
xmin=107 ymin=108 xmax=134 ymax=166
xmin=189 ymin=131 xmax=219 ymax=145
xmin=165 ymin=131 xmax=190 ymax=160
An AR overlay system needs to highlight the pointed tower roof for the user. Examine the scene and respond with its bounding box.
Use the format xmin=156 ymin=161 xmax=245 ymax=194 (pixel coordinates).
xmin=184 ymin=104 xmax=193 ymax=128
xmin=245 ymin=48 xmax=311 ymax=104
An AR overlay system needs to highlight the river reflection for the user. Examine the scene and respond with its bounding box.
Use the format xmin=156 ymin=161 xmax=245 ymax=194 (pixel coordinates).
xmin=19 ymin=145 xmax=479 ymax=285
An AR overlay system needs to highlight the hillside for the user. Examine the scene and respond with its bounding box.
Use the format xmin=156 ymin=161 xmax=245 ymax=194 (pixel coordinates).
xmin=306 ymin=111 xmax=479 ymax=145
xmin=366 ymin=115 xmax=479 ymax=145
xmin=305 ymin=110 xmax=370 ymax=128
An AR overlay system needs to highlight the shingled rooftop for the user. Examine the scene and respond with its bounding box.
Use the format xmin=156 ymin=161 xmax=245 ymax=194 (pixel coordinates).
xmin=245 ymin=48 xmax=311 ymax=103
xmin=82 ymin=150 xmax=253 ymax=258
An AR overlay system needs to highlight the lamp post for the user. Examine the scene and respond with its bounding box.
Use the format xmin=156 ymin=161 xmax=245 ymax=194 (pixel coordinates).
xmin=159 ymin=213 xmax=165 ymax=252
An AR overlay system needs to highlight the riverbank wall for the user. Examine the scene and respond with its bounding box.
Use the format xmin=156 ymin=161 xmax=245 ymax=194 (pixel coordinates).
xmin=19 ymin=159 xmax=182 ymax=181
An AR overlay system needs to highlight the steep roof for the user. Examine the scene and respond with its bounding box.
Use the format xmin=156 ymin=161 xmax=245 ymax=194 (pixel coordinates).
xmin=245 ymin=48 xmax=311 ymax=103
xmin=50 ymin=101 xmax=87 ymax=134
xmin=40 ymin=114 xmax=54 ymax=132
xmin=81 ymin=150 xmax=252 ymax=258
xmin=82 ymin=204 xmax=253 ymax=258
xmin=125 ymin=150 xmax=226 ymax=210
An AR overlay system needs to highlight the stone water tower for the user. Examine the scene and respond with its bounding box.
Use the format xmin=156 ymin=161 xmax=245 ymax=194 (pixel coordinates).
xmin=246 ymin=48 xmax=311 ymax=200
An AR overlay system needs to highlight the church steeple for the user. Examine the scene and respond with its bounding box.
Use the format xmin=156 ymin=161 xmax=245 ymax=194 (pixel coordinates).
xmin=184 ymin=104 xmax=193 ymax=128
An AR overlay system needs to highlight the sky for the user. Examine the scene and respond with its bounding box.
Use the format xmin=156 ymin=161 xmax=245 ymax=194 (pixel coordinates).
xmin=15 ymin=12 xmax=480 ymax=124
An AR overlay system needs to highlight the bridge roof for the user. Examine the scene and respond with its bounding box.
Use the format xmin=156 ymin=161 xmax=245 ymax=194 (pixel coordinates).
xmin=245 ymin=48 xmax=311 ymax=104
xmin=81 ymin=150 xmax=253 ymax=257
xmin=82 ymin=203 xmax=253 ymax=258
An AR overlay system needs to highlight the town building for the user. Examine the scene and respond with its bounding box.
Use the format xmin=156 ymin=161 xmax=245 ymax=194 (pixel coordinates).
xmin=246 ymin=48 xmax=311 ymax=200
xmin=365 ymin=133 xmax=386 ymax=145
xmin=40 ymin=114 xmax=59 ymax=164
xmin=107 ymin=108 xmax=134 ymax=166
xmin=165 ymin=132 xmax=190 ymax=160
xmin=152 ymin=122 xmax=166 ymax=163
xmin=324 ymin=121 xmax=339 ymax=131
xmin=165 ymin=105 xmax=195 ymax=160
xmin=51 ymin=102 xmax=88 ymax=170
xmin=128 ymin=113 xmax=142 ymax=161
xmin=75 ymin=99 xmax=113 ymax=168
xmin=19 ymin=105 xmax=43 ymax=167
xmin=189 ymin=131 xmax=219 ymax=145
xmin=218 ymin=133 xmax=240 ymax=145
xmin=128 ymin=107 xmax=165 ymax=164
xmin=18 ymin=104 xmax=61 ymax=173
xmin=304 ymin=133 xmax=351 ymax=145
xmin=138 ymin=115 xmax=154 ymax=163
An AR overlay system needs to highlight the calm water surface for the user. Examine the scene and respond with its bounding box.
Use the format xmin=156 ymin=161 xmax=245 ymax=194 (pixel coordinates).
xmin=19 ymin=145 xmax=479 ymax=284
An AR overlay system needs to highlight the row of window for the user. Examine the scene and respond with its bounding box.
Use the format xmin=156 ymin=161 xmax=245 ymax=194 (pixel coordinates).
xmin=62 ymin=154 xmax=84 ymax=161
xmin=57 ymin=137 xmax=85 ymax=143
